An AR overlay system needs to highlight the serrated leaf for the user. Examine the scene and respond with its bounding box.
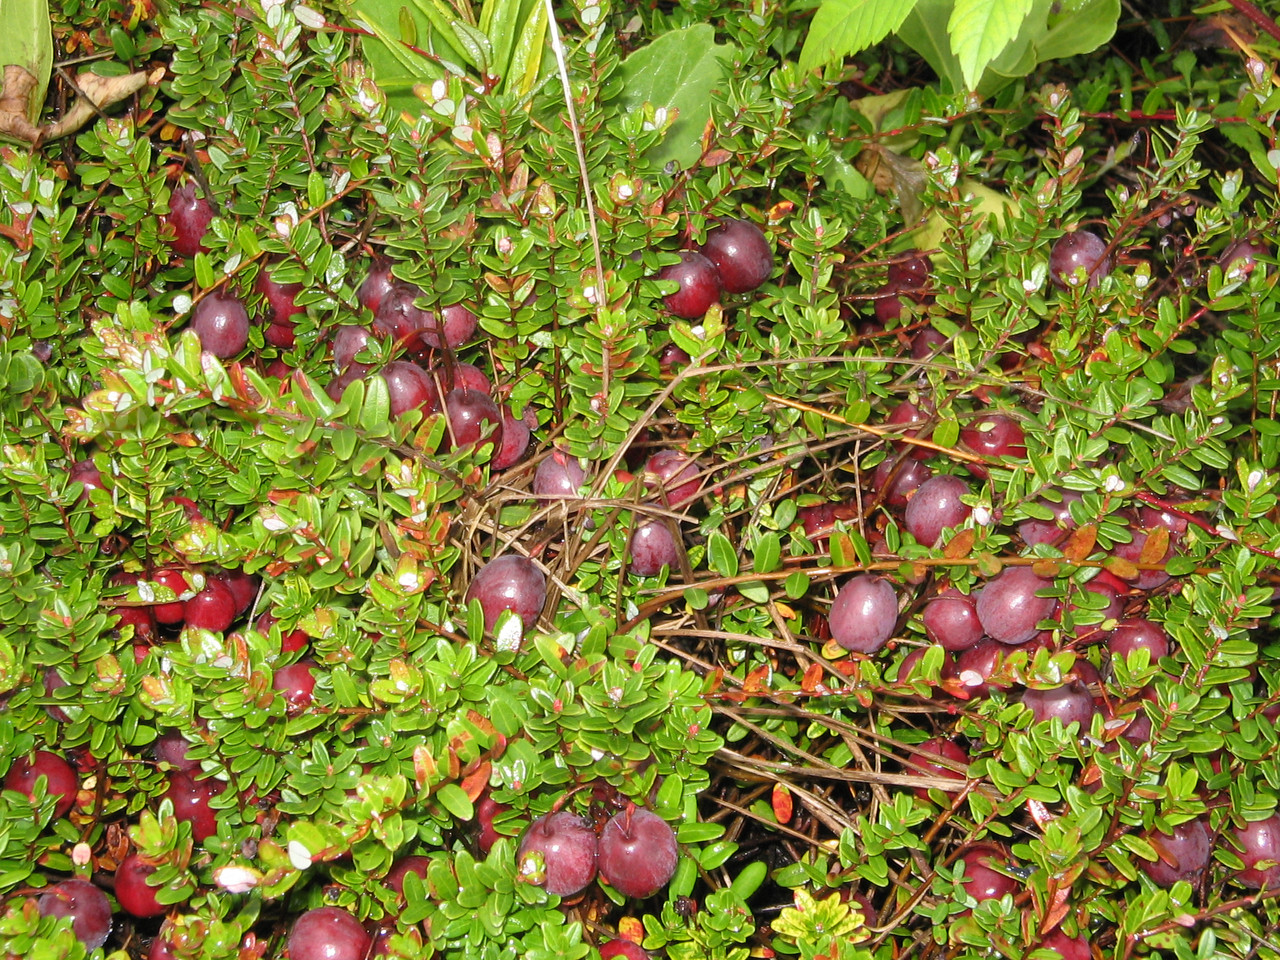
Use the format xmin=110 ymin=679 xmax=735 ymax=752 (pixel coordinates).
xmin=948 ymin=0 xmax=1034 ymax=90
xmin=616 ymin=25 xmax=737 ymax=170
xmin=798 ymin=0 xmax=921 ymax=74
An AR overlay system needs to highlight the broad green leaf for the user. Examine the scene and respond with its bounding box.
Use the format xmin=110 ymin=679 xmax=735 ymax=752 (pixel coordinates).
xmin=348 ymin=0 xmax=466 ymax=117
xmin=798 ymin=0 xmax=921 ymax=74
xmin=0 ymin=0 xmax=52 ymax=124
xmin=1033 ymin=0 xmax=1119 ymax=63
xmin=947 ymin=0 xmax=1034 ymax=90
xmin=707 ymin=530 xmax=738 ymax=578
xmin=896 ymin=0 xmax=964 ymax=90
xmin=616 ymin=25 xmax=738 ymax=171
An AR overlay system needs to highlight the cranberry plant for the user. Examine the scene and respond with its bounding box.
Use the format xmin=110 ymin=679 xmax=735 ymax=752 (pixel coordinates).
xmin=1 ymin=0 xmax=1279 ymax=958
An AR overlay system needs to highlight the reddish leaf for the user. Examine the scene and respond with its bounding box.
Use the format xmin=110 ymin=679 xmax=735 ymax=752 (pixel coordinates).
xmin=1061 ymin=524 xmax=1097 ymax=563
xmin=771 ymin=783 xmax=793 ymax=824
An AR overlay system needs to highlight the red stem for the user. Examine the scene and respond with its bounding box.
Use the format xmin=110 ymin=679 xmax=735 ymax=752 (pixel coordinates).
xmin=1224 ymin=0 xmax=1280 ymax=45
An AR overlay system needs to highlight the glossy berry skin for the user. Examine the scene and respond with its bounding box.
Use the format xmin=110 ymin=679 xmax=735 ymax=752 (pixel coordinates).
xmin=115 ymin=853 xmax=167 ymax=917
xmin=417 ymin=302 xmax=478 ymax=350
xmin=358 ymin=261 xmax=396 ymax=314
xmin=1141 ymin=818 xmax=1211 ymax=885
xmin=5 ymin=750 xmax=78 ymax=819
xmin=183 ymin=578 xmax=237 ymax=632
xmin=163 ymin=771 xmax=223 ymax=842
xmin=517 ymin=811 xmax=598 ymax=897
xmin=1050 ymin=230 xmax=1112 ymax=289
xmin=274 ymin=660 xmax=318 ymax=712
xmin=166 ymin=183 xmax=213 ymax=258
xmin=699 ymin=218 xmax=774 ymax=293
xmin=828 ymin=575 xmax=898 ymax=654
xmin=332 ymin=324 xmax=376 ymax=374
xmin=629 ymin=521 xmax=679 ymax=577
xmin=384 ymin=856 xmax=430 ymax=898
xmin=905 ymin=738 xmax=968 ymax=802
xmin=443 ymin=388 xmax=503 ymax=451
xmin=1232 ymin=814 xmax=1280 ymax=889
xmin=1022 ymin=680 xmax=1096 ymax=729
xmin=960 ymin=414 xmax=1026 ymax=462
xmin=476 ymin=794 xmax=510 ymax=855
xmin=465 ymin=555 xmax=547 ymax=633
xmin=374 ymin=283 xmax=431 ymax=344
xmin=903 ymin=475 xmax=971 ymax=547
xmin=597 ymin=808 xmax=679 ymax=899
xmin=256 ymin=267 xmax=304 ymax=326
xmin=958 ymin=846 xmax=1017 ymax=903
xmin=1018 ymin=491 xmax=1083 ymax=546
xmin=492 ymin=407 xmax=531 ymax=470
xmin=286 ymin=906 xmax=371 ymax=960
xmin=1108 ymin=618 xmax=1169 ymax=664
xmin=151 ymin=568 xmax=192 ymax=625
xmin=37 ymin=879 xmax=112 ymax=950
xmin=976 ymin=567 xmax=1056 ymax=645
xmin=153 ymin=731 xmax=200 ymax=773
xmin=69 ymin=458 xmax=105 ymax=499
xmin=381 ymin=361 xmax=441 ymax=419
xmin=871 ymin=457 xmax=931 ymax=508
xmin=922 ymin=588 xmax=983 ymax=652
xmin=600 ymin=939 xmax=650 ymax=959
xmin=534 ymin=452 xmax=587 ymax=498
xmin=1039 ymin=931 xmax=1090 ymax=960
xmin=191 ymin=292 xmax=250 ymax=359
xmin=950 ymin=640 xmax=1014 ymax=700
xmin=643 ymin=450 xmax=702 ymax=507
xmin=658 ymin=250 xmax=722 ymax=318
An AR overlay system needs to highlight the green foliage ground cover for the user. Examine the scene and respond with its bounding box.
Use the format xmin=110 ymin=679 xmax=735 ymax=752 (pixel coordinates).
xmin=1 ymin=0 xmax=1280 ymax=957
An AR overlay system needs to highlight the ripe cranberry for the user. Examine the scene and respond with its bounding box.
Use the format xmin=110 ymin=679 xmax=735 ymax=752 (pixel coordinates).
xmin=1140 ymin=818 xmax=1211 ymax=885
xmin=600 ymin=940 xmax=650 ymax=960
xmin=166 ymin=183 xmax=213 ymax=258
xmin=658 ymin=250 xmax=722 ymax=318
xmin=163 ymin=771 xmax=223 ymax=842
xmin=1050 ymin=230 xmax=1112 ymax=289
xmin=465 ymin=555 xmax=547 ymax=633
xmin=5 ymin=750 xmax=78 ymax=819
xmin=256 ymin=266 xmax=304 ymax=326
xmin=1232 ymin=814 xmax=1280 ymax=889
xmin=699 ymin=218 xmax=774 ymax=293
xmin=191 ymin=291 xmax=250 ymax=359
xmin=629 ymin=521 xmax=680 ymax=576
xmin=517 ymin=811 xmax=598 ymax=897
xmin=183 ymin=578 xmax=238 ymax=632
xmin=442 ymin=388 xmax=503 ymax=451
xmin=597 ymin=808 xmax=679 ymax=899
xmin=358 ymin=260 xmax=396 ymax=313
xmin=384 ymin=856 xmax=430 ymax=898
xmin=115 ymin=853 xmax=167 ymax=917
xmin=37 ymin=879 xmax=112 ymax=950
xmin=958 ymin=845 xmax=1017 ymax=903
xmin=643 ymin=450 xmax=702 ymax=507
xmin=417 ymin=302 xmax=478 ymax=350
xmin=828 ymin=575 xmax=898 ymax=654
xmin=287 ymin=907 xmax=371 ymax=960
xmin=905 ymin=738 xmax=968 ymax=802
xmin=534 ymin=452 xmax=587 ymax=499
xmin=151 ymin=568 xmax=192 ymax=624
xmin=492 ymin=406 xmax=531 ymax=470
xmin=69 ymin=458 xmax=105 ymax=499
xmin=274 ymin=660 xmax=319 ymax=713
xmin=477 ymin=795 xmax=510 ymax=855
